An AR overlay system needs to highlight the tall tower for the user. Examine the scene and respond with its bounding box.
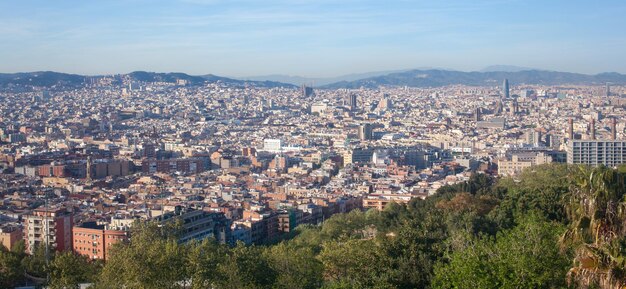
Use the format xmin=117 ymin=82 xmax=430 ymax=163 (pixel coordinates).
xmin=349 ymin=94 xmax=358 ymax=111
xmin=590 ymin=119 xmax=596 ymax=140
xmin=503 ymin=79 xmax=510 ymax=99
xmin=606 ymin=82 xmax=611 ymax=97
xmin=301 ymin=85 xmax=314 ymax=97
xmin=568 ymin=118 xmax=574 ymax=140
xmin=474 ymin=107 xmax=481 ymax=122
xmin=358 ymin=123 xmax=373 ymax=141
xmin=86 ymin=156 xmax=92 ymax=180
xmin=611 ymin=118 xmax=617 ymax=140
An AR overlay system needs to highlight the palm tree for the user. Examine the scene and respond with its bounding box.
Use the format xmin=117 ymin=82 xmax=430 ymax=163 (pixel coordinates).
xmin=562 ymin=165 xmax=626 ymax=289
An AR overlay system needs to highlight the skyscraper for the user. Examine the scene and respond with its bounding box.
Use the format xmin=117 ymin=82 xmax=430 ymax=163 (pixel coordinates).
xmin=301 ymin=85 xmax=314 ymax=98
xmin=503 ymin=79 xmax=510 ymax=99
xmin=349 ymin=94 xmax=358 ymax=111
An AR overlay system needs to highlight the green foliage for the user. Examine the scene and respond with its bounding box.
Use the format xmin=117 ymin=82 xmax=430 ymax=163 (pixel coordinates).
xmin=265 ymin=242 xmax=323 ymax=289
xmin=217 ymin=244 xmax=277 ymax=289
xmin=96 ymin=221 xmax=188 ymax=289
xmin=48 ymin=252 xmax=99 ymax=289
xmin=318 ymin=238 xmax=394 ymax=288
xmin=0 ymin=245 xmax=23 ymax=288
xmin=21 ymin=243 xmax=49 ymax=278
xmin=432 ymin=216 xmax=570 ymax=289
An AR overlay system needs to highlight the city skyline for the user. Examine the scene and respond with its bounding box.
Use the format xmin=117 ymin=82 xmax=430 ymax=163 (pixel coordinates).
xmin=2 ymin=0 xmax=626 ymax=77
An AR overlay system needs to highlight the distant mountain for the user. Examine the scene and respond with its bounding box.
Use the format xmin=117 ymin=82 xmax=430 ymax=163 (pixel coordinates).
xmin=127 ymin=71 xmax=296 ymax=88
xmin=321 ymin=69 xmax=626 ymax=89
xmin=480 ymin=65 xmax=536 ymax=72
xmin=3 ymin=69 xmax=624 ymax=91
xmin=0 ymin=71 xmax=296 ymax=90
xmin=238 ymin=69 xmax=424 ymax=86
xmin=0 ymin=71 xmax=87 ymax=88
xmin=128 ymin=71 xmax=206 ymax=84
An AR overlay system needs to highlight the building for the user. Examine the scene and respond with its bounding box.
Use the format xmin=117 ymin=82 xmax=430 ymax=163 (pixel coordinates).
xmin=498 ymin=152 xmax=553 ymax=176
xmin=277 ymin=209 xmax=303 ymax=233
xmin=301 ymin=85 xmax=314 ymax=97
xmin=349 ymin=94 xmax=358 ymax=111
xmin=567 ymin=140 xmax=626 ymax=167
xmin=141 ymin=158 xmax=205 ymax=174
xmin=263 ymin=139 xmax=282 ymax=152
xmin=358 ymin=123 xmax=373 ymax=141
xmin=0 ymin=225 xmax=23 ymax=251
xmin=155 ymin=207 xmax=232 ymax=244
xmin=8 ymin=133 xmax=26 ymax=143
xmin=477 ymin=118 xmax=506 ymax=129
xmin=503 ymin=79 xmax=510 ymax=98
xmin=363 ymin=194 xmax=414 ymax=211
xmin=23 ymin=207 xmax=73 ymax=254
xmin=310 ymin=103 xmax=327 ymax=114
xmin=90 ymin=159 xmax=131 ymax=179
xmin=73 ymin=222 xmax=128 ymax=261
xmin=343 ymin=148 xmax=373 ymax=165
xmin=524 ymin=130 xmax=543 ymax=147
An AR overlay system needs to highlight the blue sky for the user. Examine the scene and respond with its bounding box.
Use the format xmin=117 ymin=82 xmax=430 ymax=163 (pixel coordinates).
xmin=1 ymin=0 xmax=626 ymax=77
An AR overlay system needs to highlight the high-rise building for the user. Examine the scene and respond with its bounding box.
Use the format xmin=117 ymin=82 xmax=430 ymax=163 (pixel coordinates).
xmin=568 ymin=118 xmax=574 ymax=140
xmin=474 ymin=107 xmax=481 ymax=122
xmin=24 ymin=207 xmax=73 ymax=254
xmin=301 ymin=85 xmax=314 ymax=97
xmin=567 ymin=140 xmax=626 ymax=167
xmin=358 ymin=123 xmax=373 ymax=141
xmin=349 ymin=94 xmax=358 ymax=111
xmin=606 ymin=82 xmax=611 ymax=97
xmin=503 ymin=79 xmax=510 ymax=99
xmin=611 ymin=118 xmax=617 ymax=140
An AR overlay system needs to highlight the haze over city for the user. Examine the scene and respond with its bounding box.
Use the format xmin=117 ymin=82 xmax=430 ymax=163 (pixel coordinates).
xmin=2 ymin=0 xmax=626 ymax=76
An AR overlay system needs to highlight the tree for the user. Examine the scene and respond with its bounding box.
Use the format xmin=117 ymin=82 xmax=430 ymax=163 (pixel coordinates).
xmin=562 ymin=165 xmax=626 ymax=288
xmin=0 ymin=246 xmax=23 ymax=288
xmin=432 ymin=216 xmax=570 ymax=289
xmin=95 ymin=221 xmax=188 ymax=289
xmin=265 ymin=242 xmax=323 ymax=289
xmin=186 ymin=238 xmax=228 ymax=289
xmin=48 ymin=252 xmax=99 ymax=289
xmin=21 ymin=243 xmax=49 ymax=278
xmin=216 ymin=243 xmax=277 ymax=289
xmin=318 ymin=239 xmax=394 ymax=288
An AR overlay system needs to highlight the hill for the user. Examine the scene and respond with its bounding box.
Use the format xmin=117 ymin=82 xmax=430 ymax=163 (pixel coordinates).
xmin=321 ymin=69 xmax=626 ymax=89
xmin=0 ymin=71 xmax=296 ymax=90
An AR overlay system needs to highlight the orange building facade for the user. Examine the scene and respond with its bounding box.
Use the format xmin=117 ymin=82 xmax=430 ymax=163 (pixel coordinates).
xmin=73 ymin=222 xmax=128 ymax=261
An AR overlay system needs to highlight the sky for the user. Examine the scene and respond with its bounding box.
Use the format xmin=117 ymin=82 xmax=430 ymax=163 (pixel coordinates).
xmin=1 ymin=0 xmax=626 ymax=77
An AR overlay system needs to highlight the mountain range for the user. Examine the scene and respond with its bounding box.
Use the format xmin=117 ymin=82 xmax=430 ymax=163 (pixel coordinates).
xmin=236 ymin=69 xmax=420 ymax=86
xmin=1 ymin=67 xmax=626 ymax=91
xmin=0 ymin=71 xmax=297 ymax=90
xmin=320 ymin=69 xmax=626 ymax=89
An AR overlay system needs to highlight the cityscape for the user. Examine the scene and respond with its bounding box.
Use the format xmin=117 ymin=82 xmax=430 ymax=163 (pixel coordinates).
xmin=1 ymin=1 xmax=626 ymax=289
